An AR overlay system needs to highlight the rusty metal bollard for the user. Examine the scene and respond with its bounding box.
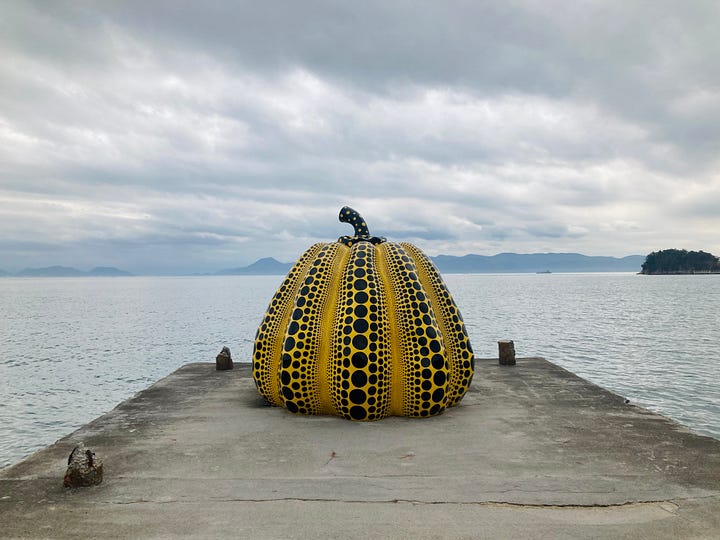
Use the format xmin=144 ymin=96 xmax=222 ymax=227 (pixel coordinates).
xmin=498 ymin=340 xmax=516 ymax=366
xmin=216 ymin=346 xmax=234 ymax=370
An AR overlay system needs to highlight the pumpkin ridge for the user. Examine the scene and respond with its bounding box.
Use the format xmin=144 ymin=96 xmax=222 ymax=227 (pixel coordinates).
xmin=278 ymin=243 xmax=341 ymax=415
xmin=252 ymin=242 xmax=325 ymax=406
xmin=375 ymin=242 xmax=405 ymax=417
xmin=316 ymin=243 xmax=350 ymax=416
xmin=402 ymin=242 xmax=474 ymax=407
xmin=402 ymin=243 xmax=454 ymax=408
xmin=380 ymin=242 xmax=449 ymax=417
xmin=331 ymin=242 xmax=390 ymax=420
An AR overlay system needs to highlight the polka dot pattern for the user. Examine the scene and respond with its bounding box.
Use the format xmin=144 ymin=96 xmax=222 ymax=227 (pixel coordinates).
xmin=252 ymin=243 xmax=326 ymax=406
xmin=252 ymin=239 xmax=475 ymax=421
xmin=330 ymin=242 xmax=390 ymax=420
xmin=401 ymin=243 xmax=475 ymax=407
xmin=379 ymin=243 xmax=449 ymax=417
xmin=278 ymin=242 xmax=342 ymax=415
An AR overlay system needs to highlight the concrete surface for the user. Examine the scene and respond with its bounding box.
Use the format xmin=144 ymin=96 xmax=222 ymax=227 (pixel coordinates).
xmin=1 ymin=358 xmax=719 ymax=539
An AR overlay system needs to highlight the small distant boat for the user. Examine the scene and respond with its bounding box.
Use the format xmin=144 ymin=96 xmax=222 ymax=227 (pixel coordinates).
xmin=536 ymin=270 xmax=552 ymax=274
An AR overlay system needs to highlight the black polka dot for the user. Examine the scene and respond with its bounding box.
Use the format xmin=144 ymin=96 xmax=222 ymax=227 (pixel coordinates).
xmin=350 ymin=406 xmax=367 ymax=420
xmin=352 ymin=351 xmax=368 ymax=368
xmin=352 ymin=334 xmax=368 ymax=350
xmin=351 ymin=371 xmax=367 ymax=387
xmin=354 ymin=279 xmax=367 ymax=291
xmin=349 ymin=389 xmax=367 ymax=404
xmin=286 ymin=401 xmax=299 ymax=413
xmin=353 ymin=319 xmax=369 ymax=333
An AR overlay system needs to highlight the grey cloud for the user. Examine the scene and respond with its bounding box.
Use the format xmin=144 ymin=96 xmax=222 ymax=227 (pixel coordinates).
xmin=670 ymin=188 xmax=720 ymax=219
xmin=382 ymin=229 xmax=457 ymax=242
xmin=523 ymin=223 xmax=588 ymax=240
xmin=481 ymin=226 xmax=513 ymax=242
xmin=1 ymin=1 xmax=719 ymax=272
xmin=65 ymin=1 xmax=719 ymax=171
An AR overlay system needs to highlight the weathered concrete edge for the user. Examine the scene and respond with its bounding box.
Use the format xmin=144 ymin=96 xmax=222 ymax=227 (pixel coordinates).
xmin=65 ymin=356 xmax=684 ymax=444
xmin=128 ymin=356 xmax=698 ymax=438
xmin=3 ymin=355 xmax=716 ymax=479
xmin=2 ymin=357 xmax=720 ymax=540
xmin=497 ymin=357 xmax=719 ymax=441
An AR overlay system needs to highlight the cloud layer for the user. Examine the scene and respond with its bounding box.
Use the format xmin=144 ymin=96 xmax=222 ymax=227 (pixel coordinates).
xmin=1 ymin=1 xmax=719 ymax=273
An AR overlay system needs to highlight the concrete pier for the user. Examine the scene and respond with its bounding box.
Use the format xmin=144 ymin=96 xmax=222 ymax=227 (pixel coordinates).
xmin=1 ymin=358 xmax=719 ymax=539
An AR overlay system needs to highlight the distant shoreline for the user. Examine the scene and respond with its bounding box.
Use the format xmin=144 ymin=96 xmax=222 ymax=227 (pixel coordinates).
xmin=1 ymin=270 xmax=654 ymax=278
xmin=640 ymin=271 xmax=720 ymax=275
xmin=0 ymin=252 xmax=646 ymax=278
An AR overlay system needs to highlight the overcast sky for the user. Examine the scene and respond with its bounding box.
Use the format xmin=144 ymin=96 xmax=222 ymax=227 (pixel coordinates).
xmin=1 ymin=1 xmax=719 ymax=274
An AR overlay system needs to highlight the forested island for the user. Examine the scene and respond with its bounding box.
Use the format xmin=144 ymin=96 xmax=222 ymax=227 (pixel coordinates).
xmin=640 ymin=249 xmax=720 ymax=274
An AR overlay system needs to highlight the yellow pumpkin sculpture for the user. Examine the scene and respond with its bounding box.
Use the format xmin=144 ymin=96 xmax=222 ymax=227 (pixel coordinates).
xmin=252 ymin=207 xmax=474 ymax=420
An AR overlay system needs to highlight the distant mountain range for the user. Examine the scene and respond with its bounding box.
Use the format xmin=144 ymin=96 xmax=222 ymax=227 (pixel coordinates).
xmin=432 ymin=253 xmax=645 ymax=273
xmin=216 ymin=252 xmax=645 ymax=275
xmin=215 ymin=257 xmax=293 ymax=275
xmin=0 ymin=266 xmax=132 ymax=277
xmin=0 ymin=253 xmax=645 ymax=278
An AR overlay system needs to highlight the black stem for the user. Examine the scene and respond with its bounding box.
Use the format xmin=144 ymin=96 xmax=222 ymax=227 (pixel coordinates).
xmin=339 ymin=206 xmax=370 ymax=237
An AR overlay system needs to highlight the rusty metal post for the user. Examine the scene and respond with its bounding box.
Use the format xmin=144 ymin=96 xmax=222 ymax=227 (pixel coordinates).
xmin=498 ymin=340 xmax=516 ymax=366
xmin=216 ymin=346 xmax=234 ymax=370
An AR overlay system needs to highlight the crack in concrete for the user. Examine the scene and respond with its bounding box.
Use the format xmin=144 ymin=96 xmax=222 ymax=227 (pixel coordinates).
xmin=105 ymin=497 xmax=684 ymax=509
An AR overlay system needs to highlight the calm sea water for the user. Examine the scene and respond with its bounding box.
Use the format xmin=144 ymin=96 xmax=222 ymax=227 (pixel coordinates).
xmin=1 ymin=273 xmax=718 ymax=469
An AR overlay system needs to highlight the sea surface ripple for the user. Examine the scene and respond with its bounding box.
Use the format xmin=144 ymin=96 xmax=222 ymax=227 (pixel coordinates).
xmin=1 ymin=273 xmax=718 ymax=469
